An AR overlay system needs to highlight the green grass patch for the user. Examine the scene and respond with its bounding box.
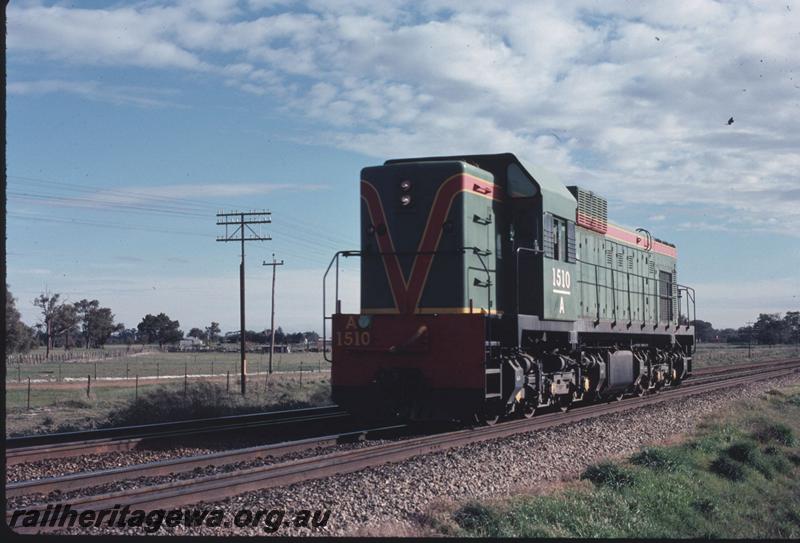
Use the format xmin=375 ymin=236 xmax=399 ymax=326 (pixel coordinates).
xmin=6 ymin=374 xmax=332 ymax=436
xmin=580 ymin=462 xmax=638 ymax=490
xmin=630 ymin=446 xmax=688 ymax=473
xmin=692 ymin=344 xmax=799 ymax=369
xmin=436 ymin=384 xmax=800 ymax=539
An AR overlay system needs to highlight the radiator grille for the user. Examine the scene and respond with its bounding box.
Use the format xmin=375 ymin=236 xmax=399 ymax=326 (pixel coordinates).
xmin=567 ymin=186 xmax=607 ymax=234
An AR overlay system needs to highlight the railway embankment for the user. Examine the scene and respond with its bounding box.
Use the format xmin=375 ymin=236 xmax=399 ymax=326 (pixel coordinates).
xmin=427 ymin=382 xmax=800 ymax=538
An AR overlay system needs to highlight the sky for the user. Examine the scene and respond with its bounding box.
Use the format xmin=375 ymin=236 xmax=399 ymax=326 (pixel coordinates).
xmin=5 ymin=0 xmax=800 ymax=334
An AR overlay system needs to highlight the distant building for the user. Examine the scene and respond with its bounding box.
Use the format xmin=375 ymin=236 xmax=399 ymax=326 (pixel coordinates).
xmin=261 ymin=344 xmax=291 ymax=353
xmin=178 ymin=337 xmax=204 ymax=351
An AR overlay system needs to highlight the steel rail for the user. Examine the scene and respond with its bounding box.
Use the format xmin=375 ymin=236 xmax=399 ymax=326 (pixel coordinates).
xmin=5 ymin=406 xmax=347 ymax=465
xmin=6 ymin=424 xmax=406 ymax=499
xmin=10 ymin=359 xmax=799 ymax=526
xmin=6 ymin=358 xmax=779 ymax=498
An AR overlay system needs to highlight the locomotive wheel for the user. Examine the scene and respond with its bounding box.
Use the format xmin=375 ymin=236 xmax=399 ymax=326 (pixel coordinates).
xmin=556 ymin=394 xmax=573 ymax=412
xmin=519 ymin=402 xmax=536 ymax=419
xmin=474 ymin=405 xmax=501 ymax=426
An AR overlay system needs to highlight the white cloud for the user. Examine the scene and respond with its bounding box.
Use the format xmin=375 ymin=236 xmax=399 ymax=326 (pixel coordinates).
xmin=7 ymin=1 xmax=800 ymax=236
xmin=7 ymin=80 xmax=180 ymax=108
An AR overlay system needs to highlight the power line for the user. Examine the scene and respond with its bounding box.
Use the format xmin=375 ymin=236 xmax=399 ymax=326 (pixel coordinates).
xmin=9 ymin=185 xmax=354 ymax=253
xmin=9 ymin=173 xmax=358 ymax=246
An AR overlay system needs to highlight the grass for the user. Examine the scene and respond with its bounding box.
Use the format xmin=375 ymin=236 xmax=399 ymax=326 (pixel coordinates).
xmin=428 ymin=384 xmax=800 ymax=538
xmin=5 ymin=372 xmax=332 ymax=436
xmin=692 ymin=343 xmax=799 ymax=369
xmin=6 ymin=349 xmax=328 ymax=382
xmin=5 ymin=348 xmax=331 ymax=436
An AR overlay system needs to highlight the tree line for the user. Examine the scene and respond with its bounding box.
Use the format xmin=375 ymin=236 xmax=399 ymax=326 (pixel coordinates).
xmin=5 ymin=285 xmax=320 ymax=356
xmin=690 ymin=311 xmax=800 ymax=345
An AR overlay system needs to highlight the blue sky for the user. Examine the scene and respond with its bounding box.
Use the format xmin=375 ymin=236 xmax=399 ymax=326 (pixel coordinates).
xmin=6 ymin=0 xmax=800 ymax=333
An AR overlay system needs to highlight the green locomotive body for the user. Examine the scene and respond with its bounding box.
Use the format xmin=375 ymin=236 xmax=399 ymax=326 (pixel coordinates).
xmin=328 ymin=153 xmax=695 ymax=421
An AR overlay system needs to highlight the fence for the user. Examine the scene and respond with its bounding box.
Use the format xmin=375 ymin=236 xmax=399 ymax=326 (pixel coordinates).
xmin=6 ymin=347 xmax=157 ymax=366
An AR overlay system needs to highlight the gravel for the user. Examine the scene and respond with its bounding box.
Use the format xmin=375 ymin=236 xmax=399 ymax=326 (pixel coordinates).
xmin=16 ymin=373 xmax=800 ymax=537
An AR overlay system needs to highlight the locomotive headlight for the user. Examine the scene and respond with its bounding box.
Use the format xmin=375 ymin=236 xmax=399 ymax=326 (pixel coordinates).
xmin=400 ymin=180 xmax=412 ymax=192
xmin=358 ymin=315 xmax=372 ymax=329
xmin=400 ymin=194 xmax=412 ymax=206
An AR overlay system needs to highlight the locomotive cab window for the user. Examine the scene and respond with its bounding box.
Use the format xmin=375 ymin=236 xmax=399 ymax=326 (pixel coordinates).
xmin=507 ymin=163 xmax=539 ymax=198
xmin=543 ymin=214 xmax=571 ymax=261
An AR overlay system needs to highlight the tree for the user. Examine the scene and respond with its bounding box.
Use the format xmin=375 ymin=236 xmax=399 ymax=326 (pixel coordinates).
xmin=6 ymin=285 xmax=35 ymax=354
xmin=74 ymin=299 xmax=100 ymax=348
xmin=110 ymin=328 xmax=138 ymax=346
xmin=54 ymin=303 xmax=80 ymax=351
xmin=206 ymin=322 xmax=221 ymax=343
xmin=265 ymin=326 xmax=285 ymax=344
xmin=188 ymin=327 xmax=207 ymax=340
xmin=784 ymin=311 xmax=800 ymax=345
xmin=137 ymin=313 xmax=183 ymax=347
xmin=689 ymin=319 xmax=715 ymax=343
xmin=87 ymin=307 xmax=124 ymax=347
xmin=33 ymin=293 xmax=79 ymax=357
xmin=753 ymin=313 xmax=788 ymax=345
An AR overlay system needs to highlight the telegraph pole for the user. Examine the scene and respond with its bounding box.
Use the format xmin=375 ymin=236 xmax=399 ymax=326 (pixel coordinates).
xmin=263 ymin=254 xmax=284 ymax=375
xmin=746 ymin=320 xmax=754 ymax=358
xmin=216 ymin=210 xmax=272 ymax=395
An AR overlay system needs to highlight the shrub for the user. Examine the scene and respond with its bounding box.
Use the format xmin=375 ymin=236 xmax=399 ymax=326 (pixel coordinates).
xmin=631 ymin=448 xmax=684 ymax=473
xmin=725 ymin=441 xmax=758 ymax=463
xmin=710 ymin=456 xmax=746 ymax=481
xmin=754 ymin=423 xmax=795 ymax=446
xmin=453 ymin=503 xmax=496 ymax=532
xmin=580 ymin=462 xmax=637 ymax=490
xmin=692 ymin=498 xmax=718 ymax=518
xmin=104 ymin=381 xmax=246 ymax=426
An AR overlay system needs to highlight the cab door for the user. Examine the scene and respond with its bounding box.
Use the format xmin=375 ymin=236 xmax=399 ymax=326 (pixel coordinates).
xmin=505 ymin=160 xmax=543 ymax=317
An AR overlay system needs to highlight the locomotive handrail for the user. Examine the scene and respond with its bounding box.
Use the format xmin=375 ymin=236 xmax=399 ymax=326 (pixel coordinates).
xmin=677 ymin=284 xmax=696 ymax=329
xmin=323 ymin=250 xmax=361 ymax=363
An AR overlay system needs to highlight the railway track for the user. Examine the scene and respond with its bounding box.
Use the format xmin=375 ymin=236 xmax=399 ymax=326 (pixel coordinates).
xmin=7 ymin=357 xmax=799 ymax=530
xmin=10 ymin=359 xmax=793 ymax=466
xmin=5 ymin=406 xmax=348 ymax=465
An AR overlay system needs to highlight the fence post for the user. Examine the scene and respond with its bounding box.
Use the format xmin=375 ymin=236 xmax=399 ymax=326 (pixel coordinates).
xmin=126 ymin=362 xmax=129 ymax=380
xmin=184 ymin=365 xmax=188 ymax=399
xmin=18 ymin=365 xmax=21 ymax=383
xmin=87 ymin=375 xmax=91 ymax=398
xmin=211 ymin=360 xmax=214 ymax=377
xmin=27 ymin=377 xmax=31 ymax=410
xmin=227 ymin=371 xmax=230 ymax=392
xmin=300 ymin=361 xmax=303 ymax=387
xmin=94 ymin=362 xmax=97 ymax=381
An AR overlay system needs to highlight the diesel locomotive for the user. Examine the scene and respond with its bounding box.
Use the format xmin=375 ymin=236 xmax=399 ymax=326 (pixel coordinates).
xmin=324 ymin=153 xmax=695 ymax=423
